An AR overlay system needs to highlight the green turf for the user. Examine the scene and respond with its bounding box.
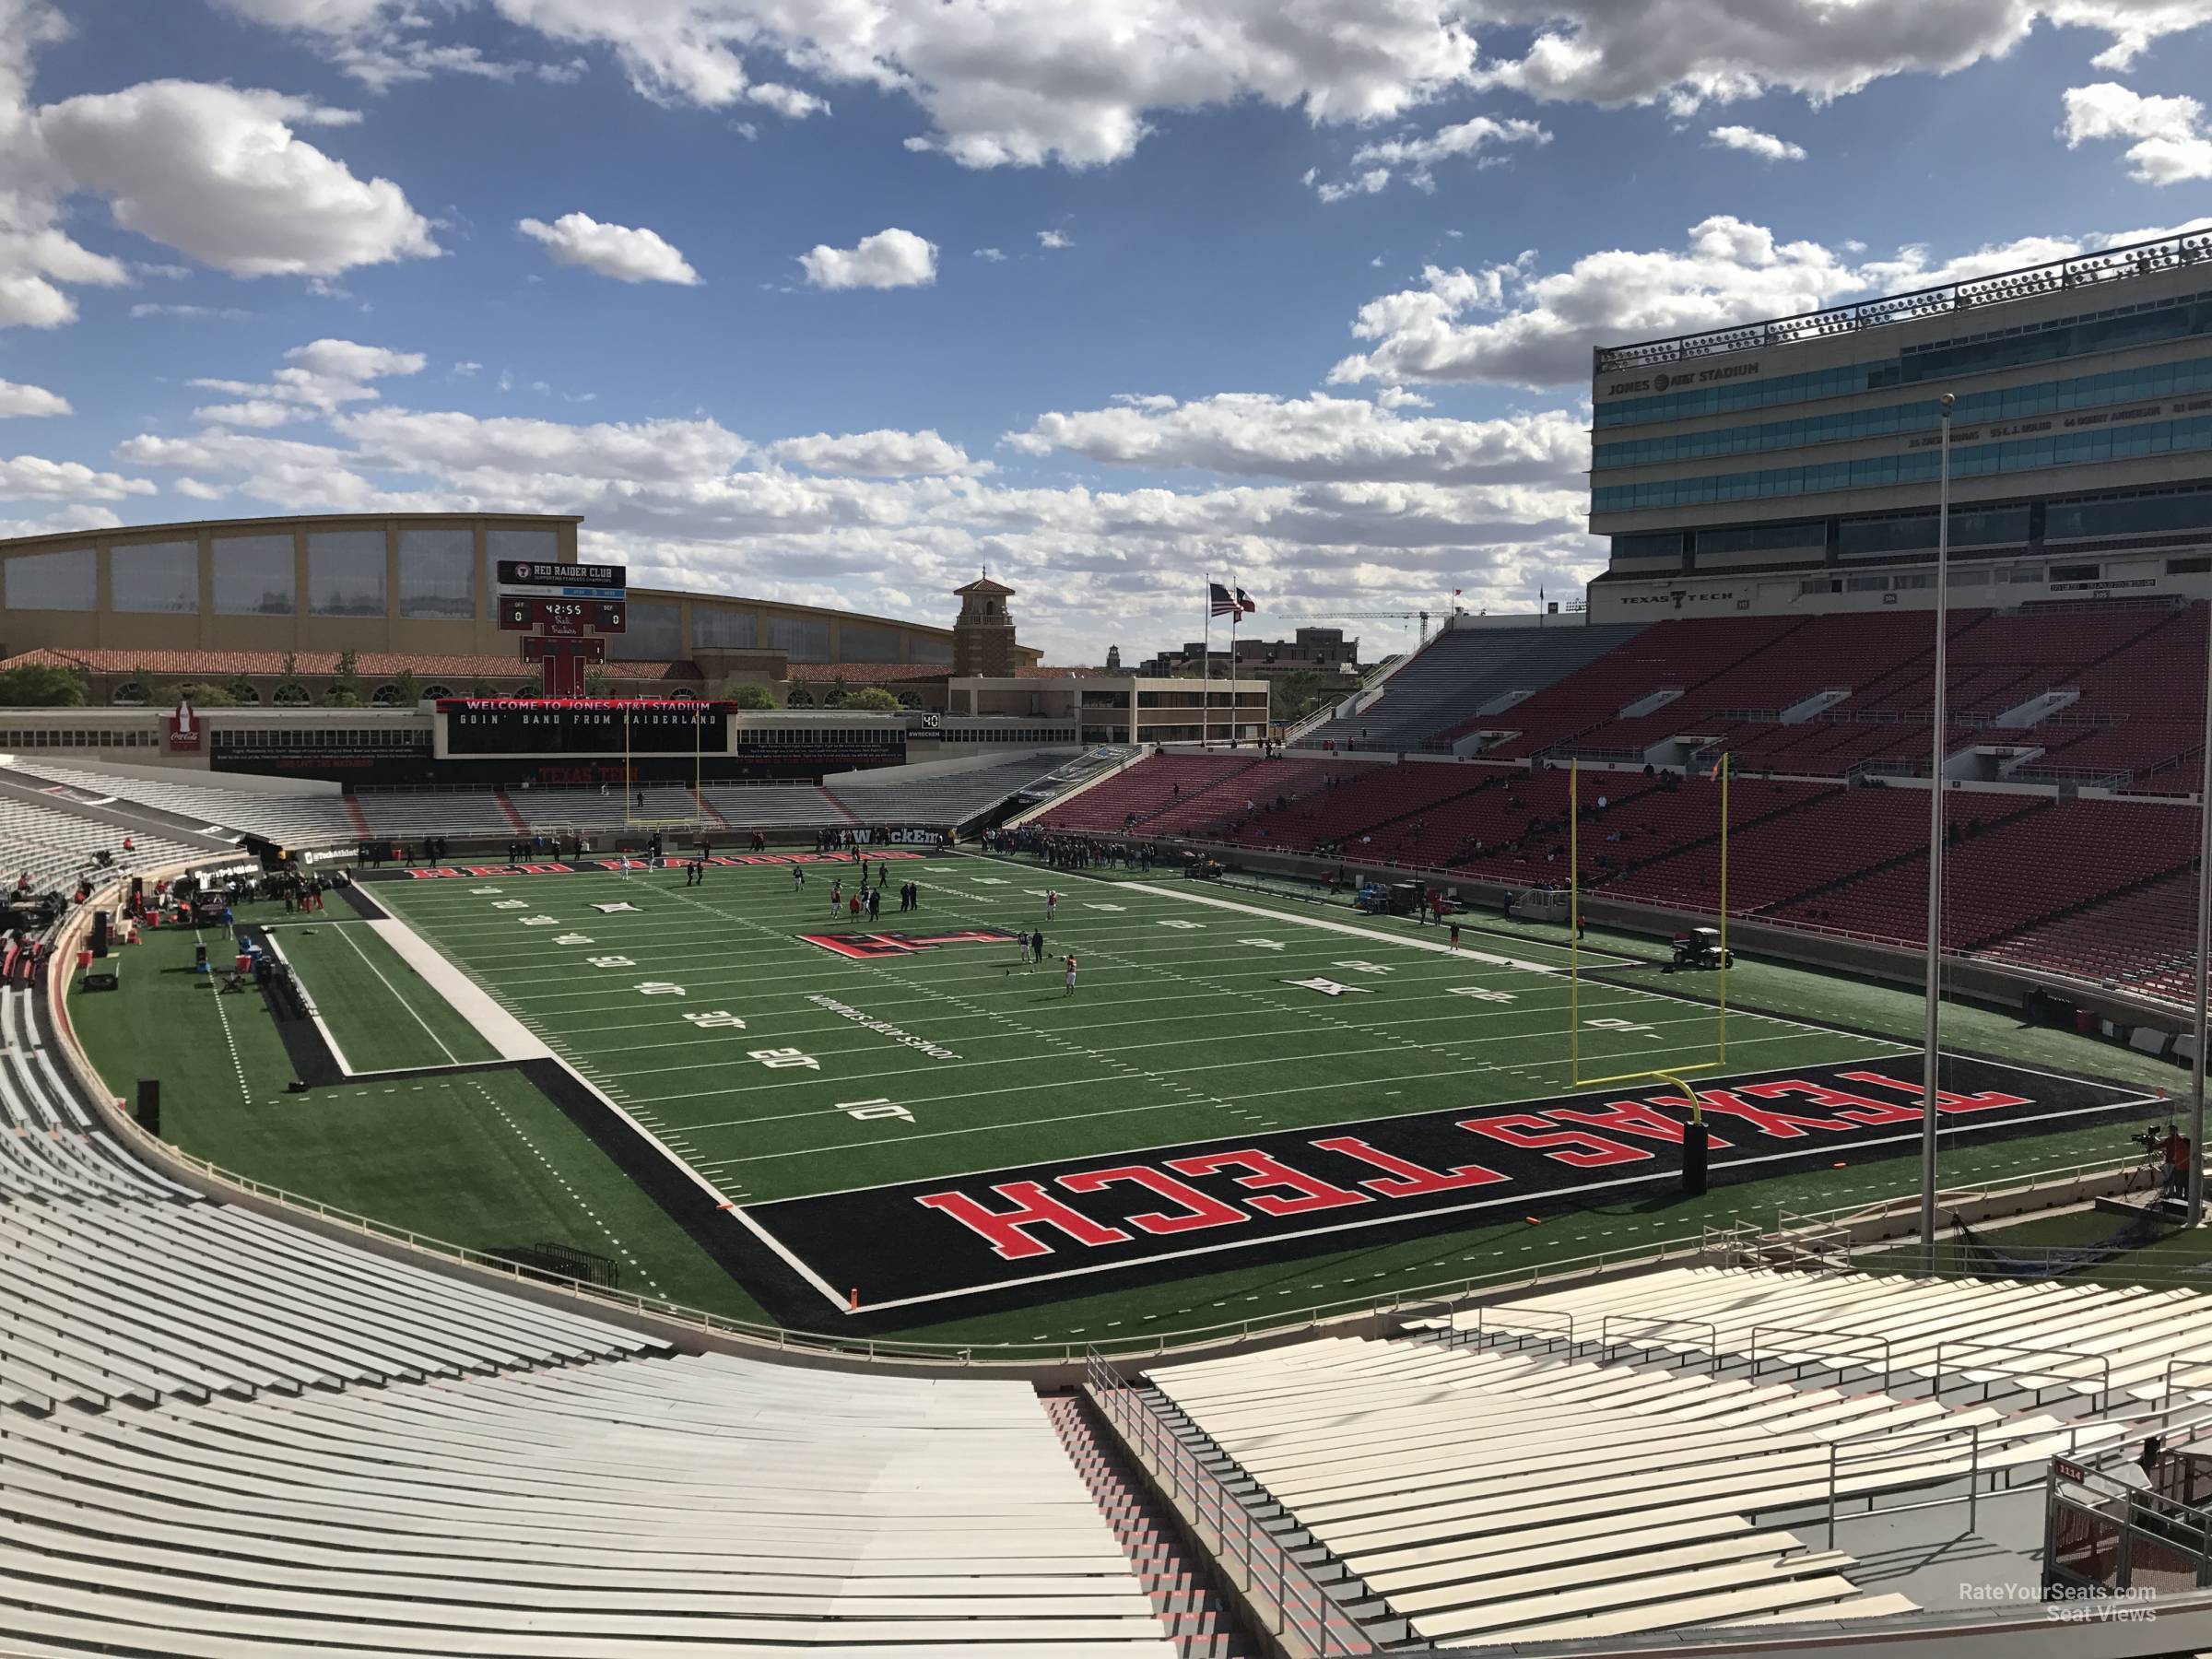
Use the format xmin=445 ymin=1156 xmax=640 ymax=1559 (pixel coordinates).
xmin=71 ymin=858 xmax=2185 ymax=1354
xmin=65 ymin=910 xmax=765 ymax=1324
xmin=265 ymin=919 xmax=500 ymax=1072
xmin=371 ymin=856 xmax=1885 ymax=1211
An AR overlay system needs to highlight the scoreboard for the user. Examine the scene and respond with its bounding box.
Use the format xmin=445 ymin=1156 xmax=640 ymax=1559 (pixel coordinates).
xmin=498 ymin=596 xmax=627 ymax=634
xmin=440 ymin=699 xmax=730 ymax=757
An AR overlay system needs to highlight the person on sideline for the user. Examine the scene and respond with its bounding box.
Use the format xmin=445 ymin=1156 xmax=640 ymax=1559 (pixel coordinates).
xmin=1064 ymin=955 xmax=1078 ymax=996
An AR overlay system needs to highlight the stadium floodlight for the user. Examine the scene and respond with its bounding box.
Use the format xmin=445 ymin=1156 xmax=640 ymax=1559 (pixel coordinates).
xmin=1921 ymin=391 xmax=1956 ymax=1255
xmin=1569 ymin=755 xmax=1730 ymax=1196
xmin=2195 ymin=594 xmax=2212 ymax=1230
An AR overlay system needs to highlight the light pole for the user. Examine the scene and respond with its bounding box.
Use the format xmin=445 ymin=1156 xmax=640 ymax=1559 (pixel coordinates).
xmin=2194 ymin=589 xmax=2211 ymax=1227
xmin=1921 ymin=392 xmax=1955 ymax=1254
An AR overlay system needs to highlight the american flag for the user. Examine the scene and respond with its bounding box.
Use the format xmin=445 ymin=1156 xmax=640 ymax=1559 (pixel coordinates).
xmin=1209 ymin=582 xmax=1239 ymax=618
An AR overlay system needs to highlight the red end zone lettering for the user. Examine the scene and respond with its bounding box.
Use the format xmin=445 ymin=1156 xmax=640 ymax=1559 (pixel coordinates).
xmin=1457 ymin=1113 xmax=1653 ymax=1169
xmin=1310 ymin=1136 xmax=1509 ymax=1196
xmin=913 ymin=1182 xmax=1131 ymax=1261
xmin=744 ymin=1053 xmax=2151 ymax=1312
xmin=1162 ymin=1149 xmax=1370 ymax=1217
xmin=1837 ymin=1069 xmax=2030 ymax=1114
xmin=1057 ymin=1166 xmax=1247 ymax=1235
xmin=1543 ymin=1099 xmax=1734 ymax=1149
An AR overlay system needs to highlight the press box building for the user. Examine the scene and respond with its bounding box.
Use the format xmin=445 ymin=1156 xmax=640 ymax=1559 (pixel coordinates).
xmin=1586 ymin=229 xmax=2212 ymax=620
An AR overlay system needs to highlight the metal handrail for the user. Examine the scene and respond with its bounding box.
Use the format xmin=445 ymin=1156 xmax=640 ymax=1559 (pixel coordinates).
xmin=1081 ymin=1349 xmax=1375 ymax=1656
xmin=1453 ymin=1306 xmax=1576 ymax=1352
xmin=1748 ymin=1325 xmax=1894 ymax=1394
xmin=1598 ymin=1313 xmax=1722 ymax=1371
xmin=2157 ymin=1355 xmax=2212 ymax=1423
xmin=1934 ymin=1338 xmax=2114 ymax=1410
xmin=1818 ymin=1405 xmax=2156 ymax=1548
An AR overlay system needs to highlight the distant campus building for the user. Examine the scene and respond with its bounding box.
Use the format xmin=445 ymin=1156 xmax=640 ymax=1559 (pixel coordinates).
xmin=0 ymin=512 xmax=1030 ymax=706
xmin=1138 ymin=626 xmax=1361 ymax=679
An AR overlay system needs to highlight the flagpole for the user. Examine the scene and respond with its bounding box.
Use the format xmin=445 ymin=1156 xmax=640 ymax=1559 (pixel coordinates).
xmin=1229 ymin=582 xmax=1241 ymax=745
xmin=1201 ymin=573 xmax=1213 ymax=751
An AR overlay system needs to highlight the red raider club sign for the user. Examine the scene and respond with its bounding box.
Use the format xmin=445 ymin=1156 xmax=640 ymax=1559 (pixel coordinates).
xmin=738 ymin=1055 xmax=2155 ymax=1313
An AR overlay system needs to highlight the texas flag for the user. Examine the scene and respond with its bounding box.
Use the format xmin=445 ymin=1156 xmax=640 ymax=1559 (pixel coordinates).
xmin=1234 ymin=586 xmax=1256 ymax=614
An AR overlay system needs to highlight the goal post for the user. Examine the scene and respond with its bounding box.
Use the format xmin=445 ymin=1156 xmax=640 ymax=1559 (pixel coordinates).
xmin=618 ymin=701 xmax=710 ymax=832
xmin=1568 ymin=753 xmax=1732 ymax=1192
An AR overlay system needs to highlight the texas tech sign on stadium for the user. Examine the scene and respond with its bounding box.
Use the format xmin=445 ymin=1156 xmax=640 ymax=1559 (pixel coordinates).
xmin=740 ymin=1055 xmax=2151 ymax=1312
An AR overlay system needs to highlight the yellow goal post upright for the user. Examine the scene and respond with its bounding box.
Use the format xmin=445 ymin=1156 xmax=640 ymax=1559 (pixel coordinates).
xmin=1568 ymin=752 xmax=1731 ymax=1194
xmin=619 ymin=700 xmax=711 ymax=843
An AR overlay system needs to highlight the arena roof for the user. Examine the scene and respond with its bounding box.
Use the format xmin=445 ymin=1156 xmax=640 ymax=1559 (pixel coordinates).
xmin=1596 ymin=227 xmax=2212 ymax=374
xmin=0 ymin=648 xmax=688 ymax=680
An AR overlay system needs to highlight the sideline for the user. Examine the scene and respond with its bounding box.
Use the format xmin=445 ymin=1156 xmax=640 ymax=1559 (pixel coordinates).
xmin=982 ymin=857 xmax=1571 ymax=975
xmin=366 ymin=917 xmax=550 ymax=1063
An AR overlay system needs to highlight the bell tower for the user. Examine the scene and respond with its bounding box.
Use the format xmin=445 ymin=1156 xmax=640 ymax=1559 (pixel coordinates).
xmin=952 ymin=571 xmax=1018 ymax=677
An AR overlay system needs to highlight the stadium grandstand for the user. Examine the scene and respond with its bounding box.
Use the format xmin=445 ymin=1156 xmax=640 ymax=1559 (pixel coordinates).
xmin=15 ymin=230 xmax=2212 ymax=1658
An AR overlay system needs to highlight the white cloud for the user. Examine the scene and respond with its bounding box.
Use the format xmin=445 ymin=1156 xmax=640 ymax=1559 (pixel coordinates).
xmin=799 ymin=226 xmax=937 ymax=289
xmin=1006 ymin=392 xmax=1586 ymax=488
xmin=0 ymin=502 xmax=122 ymax=537
xmin=2063 ymin=81 xmax=2212 ymax=183
xmin=518 ymin=210 xmax=702 ymax=283
xmin=129 ymin=302 xmax=253 ymax=321
xmin=0 ymin=0 xmax=130 ymax=330
xmin=973 ymin=246 xmax=1005 ymax=261
xmin=1707 ymin=124 xmax=1806 ymax=160
xmin=772 ymin=428 xmax=978 ymax=477
xmin=219 ymin=0 xmax=1483 ymax=170
xmin=0 ymin=378 xmax=69 ymax=417
xmin=1331 ymin=214 xmax=2212 ymax=388
xmin=37 ymin=80 xmax=439 ymax=277
xmin=1037 ymin=228 xmax=1072 ymax=249
xmin=335 ymin=406 xmax=756 ymax=485
xmin=0 ymin=453 xmax=155 ymax=500
xmin=171 ymin=476 xmax=229 ymax=500
xmin=1316 ymin=113 xmax=1549 ymax=198
xmin=1466 ymin=0 xmax=2212 ymax=113
xmin=112 ymin=390 xmax=1601 ymax=662
xmin=191 ymin=336 xmax=425 ymax=426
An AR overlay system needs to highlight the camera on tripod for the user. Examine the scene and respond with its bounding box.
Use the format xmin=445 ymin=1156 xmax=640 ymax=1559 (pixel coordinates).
xmin=2134 ymin=1124 xmax=2167 ymax=1154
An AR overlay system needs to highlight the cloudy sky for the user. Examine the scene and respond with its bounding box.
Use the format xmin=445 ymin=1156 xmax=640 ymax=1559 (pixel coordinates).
xmin=3 ymin=1 xmax=2210 ymax=664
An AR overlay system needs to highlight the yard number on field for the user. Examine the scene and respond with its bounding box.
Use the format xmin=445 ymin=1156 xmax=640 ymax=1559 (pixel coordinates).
xmin=636 ymin=981 xmax=687 ymax=996
xmin=1241 ymin=937 xmax=1287 ymax=951
xmin=554 ymin=934 xmax=594 ymax=946
xmin=1335 ymin=959 xmax=1393 ymax=975
xmin=684 ymin=1010 xmax=747 ymax=1030
xmin=748 ymin=1047 xmax=818 ymax=1070
xmin=841 ymin=1097 xmax=913 ymax=1123
xmin=1585 ymin=1017 xmax=1658 ymax=1034
xmin=588 ymin=955 xmax=635 ymax=969
xmin=1451 ymin=986 xmax=1516 ymax=1003
xmin=1158 ymin=919 xmax=1203 ymax=930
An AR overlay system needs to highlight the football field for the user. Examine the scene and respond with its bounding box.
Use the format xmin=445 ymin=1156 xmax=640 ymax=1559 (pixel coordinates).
xmin=343 ymin=848 xmax=2164 ymax=1324
xmin=371 ymin=855 xmax=1874 ymax=1186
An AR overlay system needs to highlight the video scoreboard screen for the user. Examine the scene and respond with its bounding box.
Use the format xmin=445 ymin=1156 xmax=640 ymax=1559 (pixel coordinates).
xmin=440 ymin=699 xmax=730 ymax=756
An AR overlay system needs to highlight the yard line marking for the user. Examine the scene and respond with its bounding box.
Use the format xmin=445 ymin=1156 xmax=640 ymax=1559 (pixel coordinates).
xmin=332 ymin=922 xmax=461 ymax=1065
